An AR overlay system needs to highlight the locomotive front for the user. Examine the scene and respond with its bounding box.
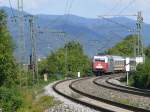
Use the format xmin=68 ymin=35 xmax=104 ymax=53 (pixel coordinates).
xmin=92 ymin=55 xmax=109 ymax=75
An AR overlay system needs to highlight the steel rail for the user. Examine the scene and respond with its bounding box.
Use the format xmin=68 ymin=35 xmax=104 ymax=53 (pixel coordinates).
xmin=106 ymin=77 xmax=150 ymax=93
xmin=53 ymin=78 xmax=115 ymax=112
xmin=70 ymin=77 xmax=150 ymax=112
xmin=93 ymin=75 xmax=150 ymax=97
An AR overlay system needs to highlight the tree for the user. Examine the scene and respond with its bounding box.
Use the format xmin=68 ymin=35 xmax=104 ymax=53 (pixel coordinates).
xmin=0 ymin=10 xmax=19 ymax=87
xmin=130 ymin=58 xmax=150 ymax=89
xmin=107 ymin=35 xmax=137 ymax=57
xmin=38 ymin=41 xmax=91 ymax=78
xmin=145 ymin=45 xmax=150 ymax=58
xmin=0 ymin=10 xmax=22 ymax=112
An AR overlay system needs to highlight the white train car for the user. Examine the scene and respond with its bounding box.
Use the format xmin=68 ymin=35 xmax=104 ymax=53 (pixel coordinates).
xmin=112 ymin=56 xmax=125 ymax=72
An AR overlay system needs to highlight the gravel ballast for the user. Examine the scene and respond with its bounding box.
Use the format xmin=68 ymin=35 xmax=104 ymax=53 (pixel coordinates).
xmin=72 ymin=77 xmax=150 ymax=110
xmin=44 ymin=81 xmax=99 ymax=112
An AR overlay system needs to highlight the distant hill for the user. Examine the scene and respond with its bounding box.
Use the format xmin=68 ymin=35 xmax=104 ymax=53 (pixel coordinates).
xmin=1 ymin=7 xmax=150 ymax=62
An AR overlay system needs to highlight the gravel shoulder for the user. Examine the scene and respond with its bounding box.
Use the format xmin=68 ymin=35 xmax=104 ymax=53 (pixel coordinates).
xmin=44 ymin=80 xmax=99 ymax=112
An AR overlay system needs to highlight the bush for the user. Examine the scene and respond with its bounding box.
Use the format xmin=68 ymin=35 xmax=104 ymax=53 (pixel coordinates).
xmin=130 ymin=58 xmax=150 ymax=89
xmin=0 ymin=87 xmax=23 ymax=112
xmin=38 ymin=41 xmax=91 ymax=78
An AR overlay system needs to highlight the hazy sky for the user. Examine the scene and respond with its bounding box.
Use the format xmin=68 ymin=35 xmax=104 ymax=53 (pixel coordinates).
xmin=0 ymin=0 xmax=150 ymax=23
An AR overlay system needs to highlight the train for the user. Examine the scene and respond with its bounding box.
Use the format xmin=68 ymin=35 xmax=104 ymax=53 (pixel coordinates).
xmin=92 ymin=55 xmax=144 ymax=75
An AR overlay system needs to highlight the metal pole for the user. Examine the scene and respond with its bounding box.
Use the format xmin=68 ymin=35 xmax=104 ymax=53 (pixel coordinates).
xmin=18 ymin=0 xmax=26 ymax=88
xmin=64 ymin=33 xmax=68 ymax=77
xmin=136 ymin=11 xmax=143 ymax=57
xmin=29 ymin=16 xmax=38 ymax=84
xmin=127 ymin=72 xmax=129 ymax=85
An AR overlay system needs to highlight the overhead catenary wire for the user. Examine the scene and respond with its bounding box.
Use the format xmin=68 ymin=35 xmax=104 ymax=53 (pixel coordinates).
xmin=67 ymin=0 xmax=74 ymax=15
xmin=118 ymin=0 xmax=136 ymax=15
xmin=8 ymin=0 xmax=15 ymax=17
xmin=107 ymin=0 xmax=122 ymax=14
xmin=98 ymin=16 xmax=132 ymax=31
xmin=97 ymin=0 xmax=141 ymax=55
xmin=98 ymin=0 xmax=137 ymax=31
xmin=64 ymin=0 xmax=74 ymax=24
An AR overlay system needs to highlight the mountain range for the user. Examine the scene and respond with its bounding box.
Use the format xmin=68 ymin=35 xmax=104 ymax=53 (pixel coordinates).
xmin=0 ymin=7 xmax=150 ymax=62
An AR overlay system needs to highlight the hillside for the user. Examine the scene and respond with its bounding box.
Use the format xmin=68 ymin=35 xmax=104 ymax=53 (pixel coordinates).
xmin=1 ymin=7 xmax=150 ymax=62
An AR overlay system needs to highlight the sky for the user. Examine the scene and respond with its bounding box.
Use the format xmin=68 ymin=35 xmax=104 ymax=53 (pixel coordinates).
xmin=0 ymin=0 xmax=150 ymax=23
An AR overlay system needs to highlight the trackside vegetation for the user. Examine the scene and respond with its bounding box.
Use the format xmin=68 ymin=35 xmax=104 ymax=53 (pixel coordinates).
xmin=0 ymin=10 xmax=60 ymax=112
xmin=130 ymin=43 xmax=150 ymax=89
xmin=129 ymin=58 xmax=150 ymax=89
xmin=0 ymin=10 xmax=22 ymax=111
xmin=38 ymin=41 xmax=92 ymax=78
xmin=107 ymin=34 xmax=137 ymax=57
xmin=107 ymin=34 xmax=150 ymax=89
xmin=0 ymin=10 xmax=92 ymax=111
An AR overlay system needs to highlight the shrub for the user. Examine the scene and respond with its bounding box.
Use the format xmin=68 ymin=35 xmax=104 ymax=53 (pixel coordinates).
xmin=0 ymin=87 xmax=23 ymax=112
xmin=130 ymin=58 xmax=150 ymax=89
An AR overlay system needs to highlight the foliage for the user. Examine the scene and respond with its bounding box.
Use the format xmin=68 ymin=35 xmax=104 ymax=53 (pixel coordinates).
xmin=17 ymin=90 xmax=58 ymax=112
xmin=107 ymin=35 xmax=137 ymax=56
xmin=0 ymin=87 xmax=23 ymax=112
xmin=0 ymin=10 xmax=19 ymax=87
xmin=0 ymin=10 xmax=22 ymax=111
xmin=0 ymin=10 xmax=60 ymax=112
xmin=130 ymin=58 xmax=150 ymax=89
xmin=145 ymin=45 xmax=150 ymax=58
xmin=39 ymin=41 xmax=91 ymax=78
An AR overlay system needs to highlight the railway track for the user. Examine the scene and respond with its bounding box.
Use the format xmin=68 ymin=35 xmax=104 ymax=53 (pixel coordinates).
xmin=53 ymin=78 xmax=133 ymax=112
xmin=106 ymin=76 xmax=150 ymax=94
xmin=93 ymin=74 xmax=150 ymax=97
xmin=53 ymin=76 xmax=150 ymax=112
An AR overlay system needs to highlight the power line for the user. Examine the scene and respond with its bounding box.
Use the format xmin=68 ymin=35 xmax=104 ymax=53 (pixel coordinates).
xmin=107 ymin=0 xmax=122 ymax=14
xmin=8 ymin=0 xmax=15 ymax=17
xmin=118 ymin=0 xmax=136 ymax=15
xmin=65 ymin=0 xmax=70 ymax=14
xmin=68 ymin=0 xmax=74 ymax=15
xmin=98 ymin=16 xmax=132 ymax=31
xmin=64 ymin=0 xmax=74 ymax=23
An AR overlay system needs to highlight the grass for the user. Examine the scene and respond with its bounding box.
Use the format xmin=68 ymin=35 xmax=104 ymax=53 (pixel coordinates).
xmin=119 ymin=98 xmax=130 ymax=105
xmin=16 ymin=77 xmax=63 ymax=112
xmin=17 ymin=92 xmax=58 ymax=112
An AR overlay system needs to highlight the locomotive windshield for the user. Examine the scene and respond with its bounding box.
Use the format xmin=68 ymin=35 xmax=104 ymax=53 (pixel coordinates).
xmin=95 ymin=58 xmax=105 ymax=62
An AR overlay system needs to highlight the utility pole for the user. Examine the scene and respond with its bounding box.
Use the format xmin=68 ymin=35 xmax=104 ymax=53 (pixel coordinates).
xmin=135 ymin=11 xmax=144 ymax=57
xmin=18 ymin=0 xmax=25 ymax=63
xmin=63 ymin=32 xmax=68 ymax=77
xmin=17 ymin=0 xmax=26 ymax=88
xmin=98 ymin=12 xmax=144 ymax=58
xmin=29 ymin=16 xmax=38 ymax=84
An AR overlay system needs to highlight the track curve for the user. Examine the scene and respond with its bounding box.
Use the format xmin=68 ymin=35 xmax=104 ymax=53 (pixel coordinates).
xmin=106 ymin=76 xmax=150 ymax=94
xmin=93 ymin=74 xmax=150 ymax=97
xmin=53 ymin=78 xmax=133 ymax=112
xmin=70 ymin=75 xmax=150 ymax=112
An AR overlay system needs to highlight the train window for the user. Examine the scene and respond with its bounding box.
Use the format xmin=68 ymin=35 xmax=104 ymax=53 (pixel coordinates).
xmin=100 ymin=60 xmax=105 ymax=62
xmin=130 ymin=61 xmax=136 ymax=65
xmin=95 ymin=59 xmax=105 ymax=62
xmin=108 ymin=58 xmax=113 ymax=62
